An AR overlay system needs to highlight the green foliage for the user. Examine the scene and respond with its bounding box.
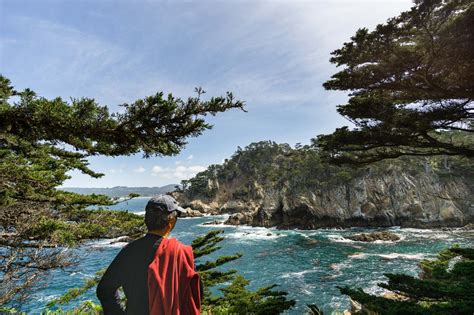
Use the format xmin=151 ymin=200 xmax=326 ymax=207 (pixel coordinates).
xmin=212 ymin=275 xmax=295 ymax=315
xmin=181 ymin=140 xmax=350 ymax=199
xmin=318 ymin=0 xmax=474 ymax=165
xmin=337 ymin=247 xmax=474 ymax=314
xmin=0 ymin=307 xmax=21 ymax=314
xmin=25 ymin=209 xmax=145 ymax=246
xmin=43 ymin=301 xmax=102 ymax=315
xmin=306 ymin=304 xmax=324 ymax=315
xmin=191 ymin=229 xmax=225 ymax=258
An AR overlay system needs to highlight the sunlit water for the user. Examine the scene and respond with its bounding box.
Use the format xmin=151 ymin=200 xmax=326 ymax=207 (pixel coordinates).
xmin=20 ymin=197 xmax=474 ymax=314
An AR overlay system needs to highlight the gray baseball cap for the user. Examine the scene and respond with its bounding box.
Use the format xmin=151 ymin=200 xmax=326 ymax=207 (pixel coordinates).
xmin=145 ymin=194 xmax=186 ymax=214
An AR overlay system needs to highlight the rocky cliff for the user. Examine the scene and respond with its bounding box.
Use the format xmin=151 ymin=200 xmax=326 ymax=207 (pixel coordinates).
xmin=175 ymin=141 xmax=473 ymax=229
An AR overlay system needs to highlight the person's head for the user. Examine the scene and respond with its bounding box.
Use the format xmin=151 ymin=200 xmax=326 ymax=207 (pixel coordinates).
xmin=145 ymin=195 xmax=185 ymax=234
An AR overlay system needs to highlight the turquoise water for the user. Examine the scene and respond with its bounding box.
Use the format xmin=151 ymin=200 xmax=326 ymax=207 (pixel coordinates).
xmin=21 ymin=197 xmax=474 ymax=314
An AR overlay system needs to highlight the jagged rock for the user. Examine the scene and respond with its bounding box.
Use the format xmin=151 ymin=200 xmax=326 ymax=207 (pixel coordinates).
xmin=461 ymin=223 xmax=474 ymax=230
xmin=345 ymin=231 xmax=400 ymax=242
xmin=305 ymin=239 xmax=319 ymax=245
xmin=181 ymin=208 xmax=203 ymax=218
xmin=188 ymin=200 xmax=211 ymax=212
xmin=220 ymin=200 xmax=248 ymax=213
xmin=225 ymin=213 xmax=250 ymax=225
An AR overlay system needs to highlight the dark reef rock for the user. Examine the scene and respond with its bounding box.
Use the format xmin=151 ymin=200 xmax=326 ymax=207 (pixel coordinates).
xmin=202 ymin=220 xmax=224 ymax=225
xmin=345 ymin=231 xmax=400 ymax=242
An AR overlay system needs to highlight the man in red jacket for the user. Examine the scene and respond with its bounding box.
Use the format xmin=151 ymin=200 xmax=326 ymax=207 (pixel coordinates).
xmin=97 ymin=195 xmax=201 ymax=315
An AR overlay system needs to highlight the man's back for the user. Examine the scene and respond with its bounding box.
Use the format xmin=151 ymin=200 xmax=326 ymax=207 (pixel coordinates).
xmin=97 ymin=233 xmax=162 ymax=315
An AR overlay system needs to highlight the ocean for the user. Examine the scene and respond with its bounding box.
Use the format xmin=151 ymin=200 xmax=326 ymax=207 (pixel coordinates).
xmin=21 ymin=197 xmax=474 ymax=314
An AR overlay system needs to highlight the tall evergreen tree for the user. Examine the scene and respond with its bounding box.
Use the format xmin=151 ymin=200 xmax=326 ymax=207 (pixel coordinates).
xmin=318 ymin=0 xmax=474 ymax=165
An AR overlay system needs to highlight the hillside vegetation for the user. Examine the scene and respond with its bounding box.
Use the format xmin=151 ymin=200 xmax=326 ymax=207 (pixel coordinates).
xmin=178 ymin=140 xmax=473 ymax=229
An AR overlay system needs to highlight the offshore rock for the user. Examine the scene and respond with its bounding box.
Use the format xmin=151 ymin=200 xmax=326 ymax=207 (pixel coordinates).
xmin=345 ymin=231 xmax=400 ymax=242
xmin=202 ymin=220 xmax=225 ymax=225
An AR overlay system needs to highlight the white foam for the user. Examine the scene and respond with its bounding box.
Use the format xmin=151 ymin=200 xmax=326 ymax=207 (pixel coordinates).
xmin=69 ymin=271 xmax=93 ymax=277
xmin=376 ymin=253 xmax=426 ymax=260
xmin=364 ymin=283 xmax=388 ymax=296
xmin=323 ymin=261 xmax=353 ymax=280
xmin=326 ymin=234 xmax=355 ymax=243
xmin=373 ymin=237 xmax=404 ymax=244
xmin=348 ymin=252 xmax=427 ymax=260
xmin=35 ymin=294 xmax=61 ymax=302
xmin=280 ymin=269 xmax=318 ymax=279
xmin=89 ymin=237 xmax=128 ymax=248
xmin=330 ymin=261 xmax=352 ymax=272
xmin=327 ymin=234 xmax=403 ymax=244
xmin=226 ymin=229 xmax=284 ymax=241
xmin=348 ymin=253 xmax=367 ymax=259
xmin=393 ymin=228 xmax=455 ymax=239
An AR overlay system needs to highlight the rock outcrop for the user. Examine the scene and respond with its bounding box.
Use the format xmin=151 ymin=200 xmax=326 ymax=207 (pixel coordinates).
xmin=345 ymin=231 xmax=400 ymax=242
xmin=176 ymin=169 xmax=473 ymax=229
xmin=173 ymin=141 xmax=473 ymax=229
xmin=181 ymin=207 xmax=204 ymax=218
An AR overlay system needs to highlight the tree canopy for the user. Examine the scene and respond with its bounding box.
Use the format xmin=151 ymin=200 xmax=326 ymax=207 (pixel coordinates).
xmin=317 ymin=0 xmax=474 ymax=165
xmin=0 ymin=74 xmax=244 ymax=207
xmin=0 ymin=75 xmax=244 ymax=306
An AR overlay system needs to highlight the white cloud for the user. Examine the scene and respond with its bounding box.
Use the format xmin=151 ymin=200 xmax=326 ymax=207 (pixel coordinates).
xmin=188 ymin=165 xmax=206 ymax=173
xmin=152 ymin=165 xmax=164 ymax=173
xmin=151 ymin=164 xmax=207 ymax=181
xmin=134 ymin=166 xmax=146 ymax=173
xmin=109 ymin=168 xmax=124 ymax=174
xmin=187 ymin=154 xmax=194 ymax=160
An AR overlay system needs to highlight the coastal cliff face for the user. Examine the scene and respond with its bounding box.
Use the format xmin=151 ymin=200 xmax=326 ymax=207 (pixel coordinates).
xmin=175 ymin=141 xmax=473 ymax=229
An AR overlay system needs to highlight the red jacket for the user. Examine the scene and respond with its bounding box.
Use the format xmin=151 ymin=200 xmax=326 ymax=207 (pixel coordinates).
xmin=148 ymin=237 xmax=201 ymax=315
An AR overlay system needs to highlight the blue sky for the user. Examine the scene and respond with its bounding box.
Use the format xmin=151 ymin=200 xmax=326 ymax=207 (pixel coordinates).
xmin=0 ymin=0 xmax=412 ymax=187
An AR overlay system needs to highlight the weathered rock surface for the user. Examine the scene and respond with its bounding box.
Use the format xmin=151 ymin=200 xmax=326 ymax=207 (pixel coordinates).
xmin=181 ymin=207 xmax=203 ymax=218
xmin=176 ymin=170 xmax=473 ymax=229
xmin=345 ymin=231 xmax=400 ymax=242
xmin=177 ymin=199 xmax=220 ymax=215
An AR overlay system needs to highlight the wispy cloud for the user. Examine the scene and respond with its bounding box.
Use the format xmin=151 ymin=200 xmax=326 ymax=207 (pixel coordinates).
xmin=151 ymin=165 xmax=206 ymax=181
xmin=133 ymin=166 xmax=146 ymax=173
xmin=110 ymin=168 xmax=124 ymax=174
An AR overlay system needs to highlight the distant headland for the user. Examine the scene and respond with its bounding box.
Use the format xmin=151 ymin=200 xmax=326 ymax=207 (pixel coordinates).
xmin=60 ymin=185 xmax=178 ymax=198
